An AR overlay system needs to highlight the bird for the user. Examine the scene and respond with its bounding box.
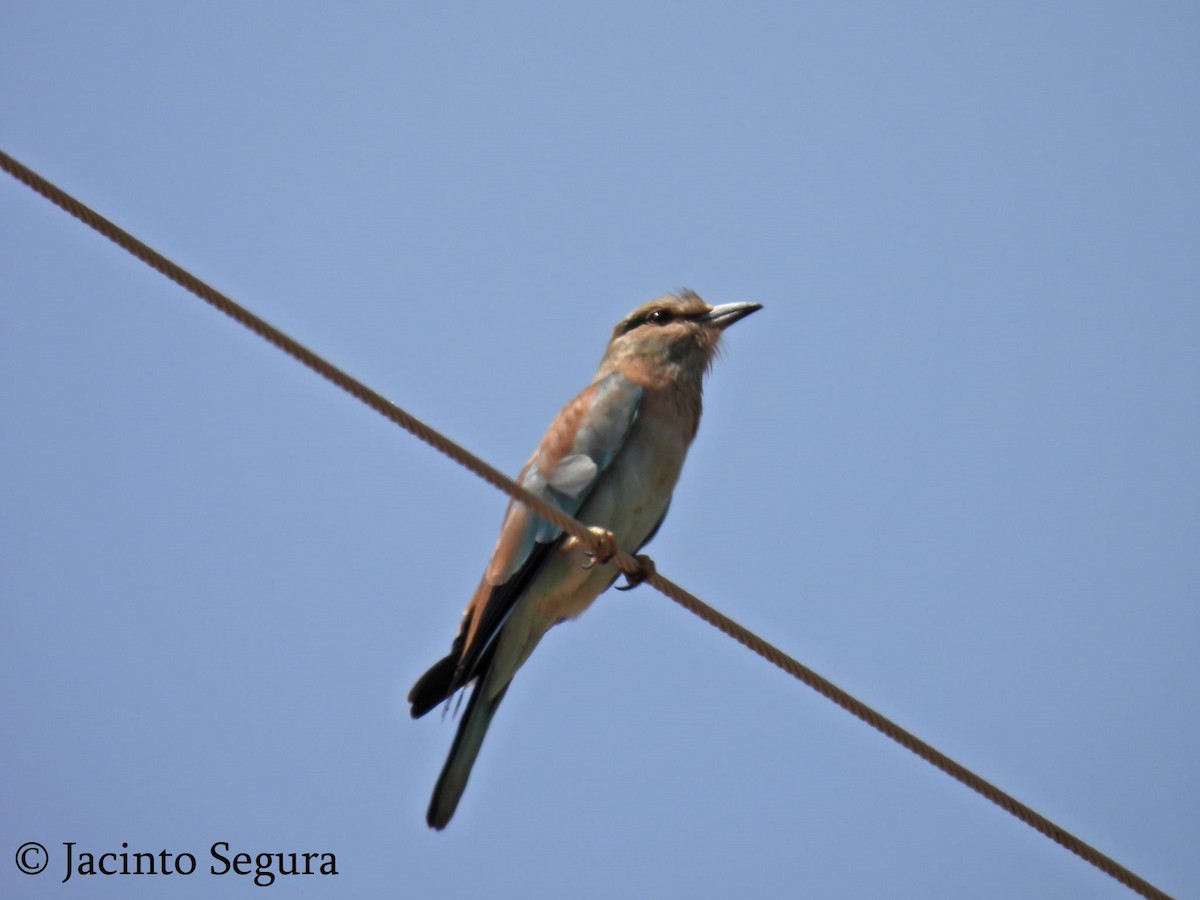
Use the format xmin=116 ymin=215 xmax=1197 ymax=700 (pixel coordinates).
xmin=408 ymin=289 xmax=762 ymax=829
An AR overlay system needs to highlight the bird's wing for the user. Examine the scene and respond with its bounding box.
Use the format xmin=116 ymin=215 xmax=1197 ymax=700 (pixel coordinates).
xmin=453 ymin=371 xmax=643 ymax=682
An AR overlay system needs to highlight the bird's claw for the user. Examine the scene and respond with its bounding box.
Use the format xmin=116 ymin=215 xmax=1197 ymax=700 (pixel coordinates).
xmin=615 ymin=554 xmax=656 ymax=591
xmin=566 ymin=527 xmax=619 ymax=570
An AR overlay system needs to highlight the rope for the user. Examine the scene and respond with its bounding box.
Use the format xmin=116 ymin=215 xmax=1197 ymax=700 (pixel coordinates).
xmin=0 ymin=148 xmax=1173 ymax=900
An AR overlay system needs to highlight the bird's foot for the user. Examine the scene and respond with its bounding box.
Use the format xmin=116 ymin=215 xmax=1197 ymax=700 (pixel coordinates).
xmin=565 ymin=526 xmax=619 ymax=570
xmin=615 ymin=554 xmax=656 ymax=591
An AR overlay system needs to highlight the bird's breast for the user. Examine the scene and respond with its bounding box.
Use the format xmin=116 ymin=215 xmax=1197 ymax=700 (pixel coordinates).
xmin=579 ymin=392 xmax=693 ymax=550
xmin=503 ymin=392 xmax=697 ymax=671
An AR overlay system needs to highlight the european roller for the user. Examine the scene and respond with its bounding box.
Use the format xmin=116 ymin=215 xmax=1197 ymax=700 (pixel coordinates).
xmin=409 ymin=290 xmax=761 ymax=828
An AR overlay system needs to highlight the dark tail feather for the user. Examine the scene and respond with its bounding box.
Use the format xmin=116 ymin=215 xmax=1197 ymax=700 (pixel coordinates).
xmin=408 ymin=653 xmax=459 ymax=719
xmin=426 ymin=679 xmax=508 ymax=830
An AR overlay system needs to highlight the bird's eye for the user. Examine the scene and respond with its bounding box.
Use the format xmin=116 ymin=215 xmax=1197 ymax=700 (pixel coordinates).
xmin=647 ymin=308 xmax=673 ymax=325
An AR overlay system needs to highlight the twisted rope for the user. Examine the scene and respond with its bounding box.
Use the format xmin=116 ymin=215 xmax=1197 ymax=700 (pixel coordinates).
xmin=1 ymin=148 xmax=1172 ymax=900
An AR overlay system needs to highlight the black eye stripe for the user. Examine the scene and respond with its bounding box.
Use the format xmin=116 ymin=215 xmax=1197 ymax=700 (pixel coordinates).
xmin=619 ymin=308 xmax=702 ymax=335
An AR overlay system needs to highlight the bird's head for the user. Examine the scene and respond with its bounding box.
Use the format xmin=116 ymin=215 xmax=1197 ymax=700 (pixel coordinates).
xmin=599 ymin=290 xmax=762 ymax=388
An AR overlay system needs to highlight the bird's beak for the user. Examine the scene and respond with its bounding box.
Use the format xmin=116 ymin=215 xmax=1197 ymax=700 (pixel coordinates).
xmin=701 ymin=301 xmax=763 ymax=330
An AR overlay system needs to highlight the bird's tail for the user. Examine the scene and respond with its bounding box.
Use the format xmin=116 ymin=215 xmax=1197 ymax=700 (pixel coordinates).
xmin=426 ymin=679 xmax=509 ymax=829
xmin=408 ymin=651 xmax=459 ymax=720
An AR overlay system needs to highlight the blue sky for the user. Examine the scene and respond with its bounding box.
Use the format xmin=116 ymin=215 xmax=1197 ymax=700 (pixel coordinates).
xmin=2 ymin=3 xmax=1196 ymax=897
